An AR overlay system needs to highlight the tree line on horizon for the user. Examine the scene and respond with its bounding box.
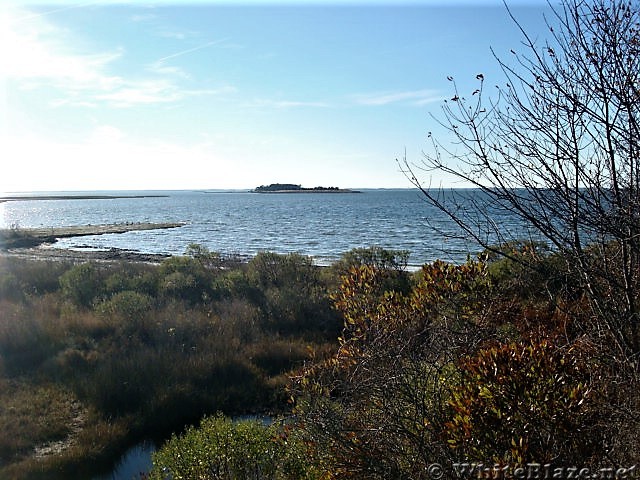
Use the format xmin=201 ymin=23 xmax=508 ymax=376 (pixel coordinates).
xmin=253 ymin=184 xmax=340 ymax=192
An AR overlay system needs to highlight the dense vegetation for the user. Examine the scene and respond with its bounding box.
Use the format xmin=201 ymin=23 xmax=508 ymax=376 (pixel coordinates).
xmin=253 ymin=184 xmax=341 ymax=192
xmin=150 ymin=244 xmax=639 ymax=479
xmin=2 ymin=242 xmax=638 ymax=479
xmin=0 ymin=247 xmax=342 ymax=479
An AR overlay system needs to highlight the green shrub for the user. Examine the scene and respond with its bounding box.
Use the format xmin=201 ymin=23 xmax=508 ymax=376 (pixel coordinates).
xmin=333 ymin=246 xmax=409 ymax=272
xmin=149 ymin=414 xmax=320 ymax=480
xmin=482 ymin=241 xmax=579 ymax=300
xmin=1 ymin=258 xmax=71 ymax=297
xmin=59 ymin=263 xmax=103 ymax=308
xmin=95 ymin=290 xmax=153 ymax=321
xmin=331 ymin=246 xmax=412 ymax=295
xmin=103 ymin=267 xmax=158 ymax=298
xmin=158 ymin=256 xmax=212 ymax=304
xmin=247 ymin=252 xmax=319 ymax=290
xmin=212 ymin=269 xmax=261 ymax=302
xmin=247 ymin=252 xmax=339 ymax=337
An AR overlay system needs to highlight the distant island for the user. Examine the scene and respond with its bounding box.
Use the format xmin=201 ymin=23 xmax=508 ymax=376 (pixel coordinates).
xmin=252 ymin=183 xmax=359 ymax=193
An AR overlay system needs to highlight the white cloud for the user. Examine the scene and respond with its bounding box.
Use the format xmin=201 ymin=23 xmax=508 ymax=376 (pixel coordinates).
xmin=1 ymin=8 xmax=120 ymax=83
xmin=94 ymin=81 xmax=236 ymax=108
xmin=1 ymin=6 xmax=231 ymax=108
xmin=353 ymin=89 xmax=445 ymax=106
xmin=94 ymin=79 xmax=184 ymax=107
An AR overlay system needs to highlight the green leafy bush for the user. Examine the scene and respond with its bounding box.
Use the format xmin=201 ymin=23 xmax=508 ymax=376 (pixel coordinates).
xmin=95 ymin=290 xmax=153 ymax=321
xmin=149 ymin=414 xmax=319 ymax=480
xmin=59 ymin=263 xmax=103 ymax=308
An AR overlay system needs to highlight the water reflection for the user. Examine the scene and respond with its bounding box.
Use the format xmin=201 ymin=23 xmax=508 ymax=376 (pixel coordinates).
xmin=92 ymin=441 xmax=155 ymax=480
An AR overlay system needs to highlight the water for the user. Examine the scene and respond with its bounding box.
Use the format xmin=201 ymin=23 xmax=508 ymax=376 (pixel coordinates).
xmin=0 ymin=189 xmax=496 ymax=266
xmin=91 ymin=416 xmax=272 ymax=480
xmin=92 ymin=442 xmax=155 ymax=480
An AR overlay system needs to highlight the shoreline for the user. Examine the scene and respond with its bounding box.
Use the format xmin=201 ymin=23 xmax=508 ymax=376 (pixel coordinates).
xmin=0 ymin=194 xmax=169 ymax=203
xmin=0 ymin=222 xmax=185 ymax=251
xmin=1 ymin=245 xmax=172 ymax=264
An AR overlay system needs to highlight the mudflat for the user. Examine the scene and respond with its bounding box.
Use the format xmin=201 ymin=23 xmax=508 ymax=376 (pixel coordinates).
xmin=0 ymin=222 xmax=184 ymax=250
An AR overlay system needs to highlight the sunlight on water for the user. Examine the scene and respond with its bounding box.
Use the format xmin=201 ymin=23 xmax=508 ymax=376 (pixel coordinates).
xmin=0 ymin=189 xmax=516 ymax=266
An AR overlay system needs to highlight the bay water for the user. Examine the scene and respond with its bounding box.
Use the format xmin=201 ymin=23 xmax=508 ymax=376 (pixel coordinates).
xmin=0 ymin=189 xmax=491 ymax=267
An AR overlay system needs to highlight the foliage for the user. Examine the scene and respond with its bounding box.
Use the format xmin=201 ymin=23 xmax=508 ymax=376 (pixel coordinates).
xmin=59 ymin=263 xmax=104 ymax=308
xmin=330 ymin=246 xmax=411 ymax=294
xmin=333 ymin=246 xmax=409 ymax=273
xmin=246 ymin=252 xmax=340 ymax=337
xmin=148 ymin=414 xmax=320 ymax=480
xmin=292 ymin=259 xmax=490 ymax=479
xmin=0 ymin=250 xmax=341 ymax=478
xmin=445 ymin=338 xmax=604 ymax=465
xmin=2 ymin=239 xmax=637 ymax=477
xmin=95 ymin=290 xmax=153 ymax=321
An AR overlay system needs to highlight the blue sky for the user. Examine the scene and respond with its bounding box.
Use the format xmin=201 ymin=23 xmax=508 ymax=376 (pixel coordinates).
xmin=1 ymin=1 xmax=555 ymax=191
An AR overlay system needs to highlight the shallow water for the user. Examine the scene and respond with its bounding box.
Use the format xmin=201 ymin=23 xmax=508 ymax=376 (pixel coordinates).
xmin=0 ymin=189 xmax=526 ymax=266
xmin=91 ymin=442 xmax=155 ymax=480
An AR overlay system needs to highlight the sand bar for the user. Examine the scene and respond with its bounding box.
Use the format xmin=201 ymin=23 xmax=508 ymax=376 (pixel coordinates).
xmin=0 ymin=222 xmax=185 ymax=250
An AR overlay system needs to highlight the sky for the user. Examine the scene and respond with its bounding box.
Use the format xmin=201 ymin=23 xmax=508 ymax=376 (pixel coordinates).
xmin=1 ymin=0 xmax=556 ymax=192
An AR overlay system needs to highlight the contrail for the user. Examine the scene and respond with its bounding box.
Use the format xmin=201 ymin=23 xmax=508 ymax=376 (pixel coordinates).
xmin=15 ymin=2 xmax=99 ymax=23
xmin=155 ymin=38 xmax=228 ymax=63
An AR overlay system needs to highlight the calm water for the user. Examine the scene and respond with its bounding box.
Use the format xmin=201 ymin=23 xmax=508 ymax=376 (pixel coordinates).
xmin=0 ymin=189 xmax=494 ymax=266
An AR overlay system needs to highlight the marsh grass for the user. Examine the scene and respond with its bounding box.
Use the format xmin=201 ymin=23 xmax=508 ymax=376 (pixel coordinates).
xmin=1 ymin=414 xmax=130 ymax=480
xmin=0 ymin=380 xmax=75 ymax=462
xmin=0 ymin=251 xmax=341 ymax=478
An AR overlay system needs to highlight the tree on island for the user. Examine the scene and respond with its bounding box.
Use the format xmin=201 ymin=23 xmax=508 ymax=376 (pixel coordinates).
xmin=255 ymin=184 xmax=302 ymax=192
xmin=253 ymin=184 xmax=341 ymax=192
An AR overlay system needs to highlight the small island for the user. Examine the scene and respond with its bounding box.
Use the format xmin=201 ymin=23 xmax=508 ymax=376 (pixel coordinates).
xmin=251 ymin=183 xmax=359 ymax=193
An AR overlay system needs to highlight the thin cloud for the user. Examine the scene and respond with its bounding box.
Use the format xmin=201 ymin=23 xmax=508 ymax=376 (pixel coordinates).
xmin=14 ymin=2 xmax=99 ymax=22
xmin=154 ymin=39 xmax=229 ymax=64
xmin=245 ymin=98 xmax=330 ymax=109
xmin=129 ymin=13 xmax=157 ymax=23
xmin=4 ymin=6 xmax=232 ymax=109
xmin=353 ymin=89 xmax=445 ymax=106
xmin=90 ymin=81 xmax=236 ymax=108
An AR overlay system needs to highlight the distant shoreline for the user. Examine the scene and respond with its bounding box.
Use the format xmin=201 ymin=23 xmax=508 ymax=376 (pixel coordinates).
xmin=0 ymin=194 xmax=169 ymax=203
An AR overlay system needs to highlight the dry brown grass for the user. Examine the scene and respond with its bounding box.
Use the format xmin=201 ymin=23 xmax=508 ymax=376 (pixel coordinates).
xmin=0 ymin=251 xmax=342 ymax=478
